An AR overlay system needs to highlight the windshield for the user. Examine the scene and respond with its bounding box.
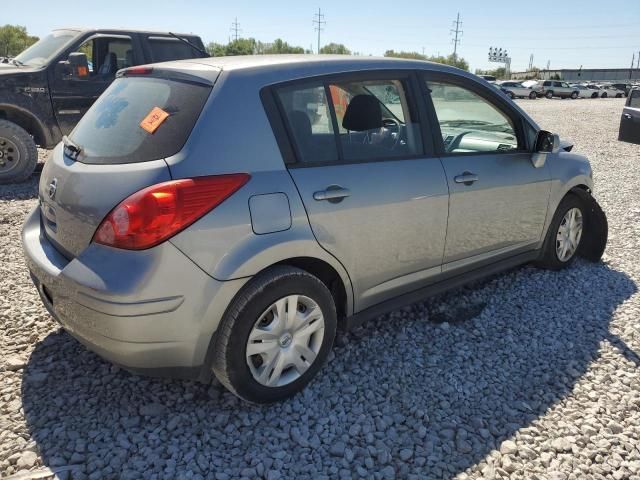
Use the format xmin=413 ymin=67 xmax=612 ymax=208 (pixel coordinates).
xmin=14 ymin=30 xmax=77 ymax=67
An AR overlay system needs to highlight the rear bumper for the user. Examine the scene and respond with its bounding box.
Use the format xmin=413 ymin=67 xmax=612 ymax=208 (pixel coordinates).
xmin=21 ymin=206 xmax=247 ymax=377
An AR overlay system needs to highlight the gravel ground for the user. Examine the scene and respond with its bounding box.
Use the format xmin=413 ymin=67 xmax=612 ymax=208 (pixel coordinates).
xmin=1 ymin=98 xmax=639 ymax=480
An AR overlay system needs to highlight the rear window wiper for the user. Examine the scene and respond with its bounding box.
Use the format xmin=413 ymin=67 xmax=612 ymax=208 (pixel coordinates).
xmin=62 ymin=136 xmax=82 ymax=160
xmin=168 ymin=32 xmax=209 ymax=58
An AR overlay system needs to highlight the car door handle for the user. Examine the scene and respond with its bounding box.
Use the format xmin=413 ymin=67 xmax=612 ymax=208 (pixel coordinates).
xmin=454 ymin=172 xmax=479 ymax=186
xmin=623 ymin=113 xmax=632 ymax=119
xmin=313 ymin=186 xmax=351 ymax=202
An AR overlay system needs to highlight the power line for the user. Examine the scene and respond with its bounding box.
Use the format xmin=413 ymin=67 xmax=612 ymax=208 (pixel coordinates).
xmin=230 ymin=17 xmax=241 ymax=42
xmin=450 ymin=12 xmax=463 ymax=59
xmin=312 ymin=8 xmax=326 ymax=54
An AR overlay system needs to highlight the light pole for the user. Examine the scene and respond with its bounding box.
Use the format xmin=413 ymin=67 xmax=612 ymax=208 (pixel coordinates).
xmin=488 ymin=47 xmax=511 ymax=79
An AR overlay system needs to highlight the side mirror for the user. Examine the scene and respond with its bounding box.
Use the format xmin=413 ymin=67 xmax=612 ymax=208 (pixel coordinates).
xmin=531 ymin=130 xmax=561 ymax=168
xmin=58 ymin=52 xmax=89 ymax=80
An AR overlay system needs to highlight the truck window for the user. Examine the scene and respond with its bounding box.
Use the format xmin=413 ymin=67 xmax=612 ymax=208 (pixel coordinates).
xmin=75 ymin=36 xmax=133 ymax=77
xmin=147 ymin=37 xmax=200 ymax=62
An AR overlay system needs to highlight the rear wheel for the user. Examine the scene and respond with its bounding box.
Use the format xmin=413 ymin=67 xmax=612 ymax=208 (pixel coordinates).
xmin=536 ymin=194 xmax=585 ymax=270
xmin=602 ymin=92 xmax=608 ymax=98
xmin=211 ymin=266 xmax=337 ymax=403
xmin=545 ymin=90 xmax=554 ymax=99
xmin=571 ymin=92 xmax=578 ymax=99
xmin=591 ymin=92 xmax=598 ymax=98
xmin=529 ymin=91 xmax=537 ymax=99
xmin=508 ymin=91 xmax=516 ymax=99
xmin=616 ymin=93 xmax=623 ymax=98
xmin=0 ymin=120 xmax=37 ymax=184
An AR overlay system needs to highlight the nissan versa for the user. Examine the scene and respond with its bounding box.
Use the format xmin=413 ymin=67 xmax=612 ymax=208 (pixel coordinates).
xmin=22 ymin=56 xmax=608 ymax=403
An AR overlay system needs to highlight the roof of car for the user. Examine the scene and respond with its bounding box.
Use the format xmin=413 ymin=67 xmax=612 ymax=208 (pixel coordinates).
xmin=178 ymin=54 xmax=462 ymax=73
xmin=53 ymin=27 xmax=199 ymax=37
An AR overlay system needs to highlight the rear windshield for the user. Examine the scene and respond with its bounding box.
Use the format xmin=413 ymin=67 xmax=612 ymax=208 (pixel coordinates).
xmin=148 ymin=37 xmax=202 ymax=62
xmin=69 ymin=76 xmax=211 ymax=164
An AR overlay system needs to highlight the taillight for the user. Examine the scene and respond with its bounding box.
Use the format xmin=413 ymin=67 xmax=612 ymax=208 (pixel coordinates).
xmin=93 ymin=174 xmax=250 ymax=250
xmin=123 ymin=66 xmax=154 ymax=76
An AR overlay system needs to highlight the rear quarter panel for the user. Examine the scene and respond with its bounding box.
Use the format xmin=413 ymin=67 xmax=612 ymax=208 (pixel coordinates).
xmin=166 ymin=70 xmax=354 ymax=314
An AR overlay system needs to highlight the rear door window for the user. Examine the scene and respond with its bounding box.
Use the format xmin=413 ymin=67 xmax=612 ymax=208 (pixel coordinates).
xmin=69 ymin=76 xmax=211 ymax=164
xmin=275 ymin=76 xmax=423 ymax=165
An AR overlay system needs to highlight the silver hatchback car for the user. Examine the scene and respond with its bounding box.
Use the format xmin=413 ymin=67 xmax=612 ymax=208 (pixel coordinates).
xmin=22 ymin=56 xmax=607 ymax=403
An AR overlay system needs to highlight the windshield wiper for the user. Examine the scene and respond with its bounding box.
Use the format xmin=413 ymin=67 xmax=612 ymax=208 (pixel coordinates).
xmin=7 ymin=58 xmax=24 ymax=67
xmin=62 ymin=136 xmax=82 ymax=160
xmin=168 ymin=32 xmax=209 ymax=58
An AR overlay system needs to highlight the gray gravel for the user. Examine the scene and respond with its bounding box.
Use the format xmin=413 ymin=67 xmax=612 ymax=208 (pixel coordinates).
xmin=1 ymin=98 xmax=639 ymax=480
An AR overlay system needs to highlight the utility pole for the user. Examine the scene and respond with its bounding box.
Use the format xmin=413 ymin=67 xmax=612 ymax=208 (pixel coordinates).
xmin=450 ymin=12 xmax=463 ymax=60
xmin=313 ymin=8 xmax=326 ymax=54
xmin=632 ymin=53 xmax=636 ymax=79
xmin=230 ymin=17 xmax=241 ymax=41
xmin=528 ymin=54 xmax=534 ymax=71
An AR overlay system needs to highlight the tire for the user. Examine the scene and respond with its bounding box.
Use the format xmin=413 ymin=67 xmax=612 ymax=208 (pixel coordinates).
xmin=211 ymin=266 xmax=337 ymax=404
xmin=0 ymin=120 xmax=37 ymax=184
xmin=509 ymin=92 xmax=516 ymax=99
xmin=571 ymin=92 xmax=578 ymax=99
xmin=602 ymin=92 xmax=607 ymax=98
xmin=536 ymin=193 xmax=586 ymax=270
xmin=616 ymin=93 xmax=622 ymax=98
xmin=592 ymin=92 xmax=598 ymax=98
xmin=529 ymin=91 xmax=537 ymax=99
xmin=545 ymin=90 xmax=554 ymax=99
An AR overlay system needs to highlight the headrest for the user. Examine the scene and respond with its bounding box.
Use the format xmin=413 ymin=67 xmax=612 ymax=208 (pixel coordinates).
xmin=289 ymin=110 xmax=312 ymax=140
xmin=342 ymin=95 xmax=382 ymax=131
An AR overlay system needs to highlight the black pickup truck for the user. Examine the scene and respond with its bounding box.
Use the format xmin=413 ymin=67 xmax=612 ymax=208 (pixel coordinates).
xmin=0 ymin=28 xmax=207 ymax=183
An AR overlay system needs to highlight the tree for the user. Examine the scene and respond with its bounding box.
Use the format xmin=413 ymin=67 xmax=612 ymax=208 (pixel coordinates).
xmin=319 ymin=43 xmax=351 ymax=55
xmin=225 ymin=38 xmax=257 ymax=56
xmin=258 ymin=38 xmax=304 ymax=54
xmin=206 ymin=42 xmax=227 ymax=57
xmin=476 ymin=67 xmax=507 ymax=79
xmin=384 ymin=50 xmax=468 ymax=71
xmin=384 ymin=50 xmax=427 ymax=61
xmin=0 ymin=25 xmax=38 ymax=57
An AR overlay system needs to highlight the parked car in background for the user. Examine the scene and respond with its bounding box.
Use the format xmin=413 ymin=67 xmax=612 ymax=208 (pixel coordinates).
xmin=611 ymin=83 xmax=631 ymax=97
xmin=497 ymin=80 xmax=539 ymax=99
xmin=22 ymin=55 xmax=608 ymax=403
xmin=584 ymin=84 xmax=605 ymax=97
xmin=540 ymin=80 xmax=579 ymax=99
xmin=571 ymin=84 xmax=600 ymax=99
xmin=0 ymin=27 xmax=207 ymax=183
xmin=601 ymin=85 xmax=625 ymax=98
xmin=618 ymin=87 xmax=640 ymax=144
xmin=478 ymin=74 xmax=497 ymax=83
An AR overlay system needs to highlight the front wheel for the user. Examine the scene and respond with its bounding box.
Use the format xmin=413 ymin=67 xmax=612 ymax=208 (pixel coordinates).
xmin=571 ymin=92 xmax=578 ymax=99
xmin=602 ymin=92 xmax=608 ymax=98
xmin=211 ymin=266 xmax=337 ymax=403
xmin=0 ymin=120 xmax=37 ymax=184
xmin=536 ymin=194 xmax=585 ymax=270
xmin=545 ymin=91 xmax=554 ymax=99
xmin=529 ymin=91 xmax=537 ymax=99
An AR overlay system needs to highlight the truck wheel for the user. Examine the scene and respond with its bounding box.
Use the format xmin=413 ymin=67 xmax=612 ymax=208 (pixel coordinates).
xmin=0 ymin=120 xmax=37 ymax=184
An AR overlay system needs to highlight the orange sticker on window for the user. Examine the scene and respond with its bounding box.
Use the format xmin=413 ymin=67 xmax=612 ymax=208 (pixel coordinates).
xmin=140 ymin=107 xmax=169 ymax=134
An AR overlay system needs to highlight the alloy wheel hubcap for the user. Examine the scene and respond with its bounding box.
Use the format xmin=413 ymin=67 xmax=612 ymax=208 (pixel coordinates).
xmin=0 ymin=137 xmax=20 ymax=173
xmin=246 ymin=295 xmax=325 ymax=387
xmin=556 ymin=207 xmax=583 ymax=262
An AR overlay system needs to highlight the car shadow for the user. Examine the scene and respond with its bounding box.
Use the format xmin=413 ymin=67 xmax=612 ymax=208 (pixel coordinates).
xmin=21 ymin=260 xmax=636 ymax=479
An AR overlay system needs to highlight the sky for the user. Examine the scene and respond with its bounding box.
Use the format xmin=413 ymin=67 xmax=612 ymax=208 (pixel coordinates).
xmin=4 ymin=0 xmax=640 ymax=72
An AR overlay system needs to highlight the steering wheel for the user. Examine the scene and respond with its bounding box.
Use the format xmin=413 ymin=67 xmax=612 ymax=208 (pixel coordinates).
xmin=381 ymin=118 xmax=402 ymax=150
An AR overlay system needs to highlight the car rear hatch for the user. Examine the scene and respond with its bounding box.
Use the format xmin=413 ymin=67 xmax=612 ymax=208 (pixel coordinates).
xmin=39 ymin=62 xmax=219 ymax=259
